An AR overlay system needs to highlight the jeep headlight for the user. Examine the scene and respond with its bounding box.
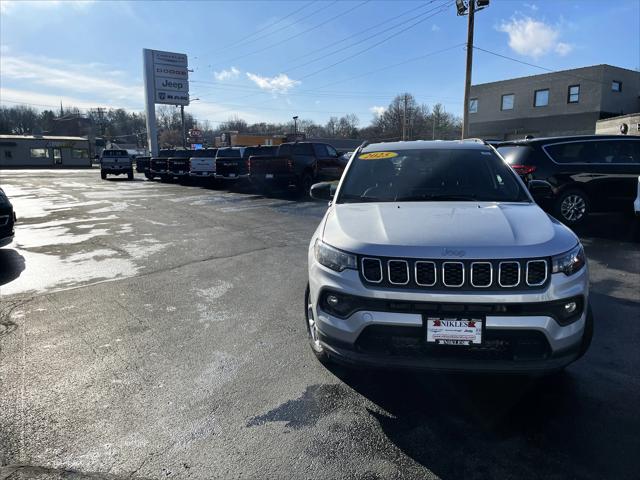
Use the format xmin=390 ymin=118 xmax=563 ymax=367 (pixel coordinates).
xmin=314 ymin=239 xmax=357 ymax=272
xmin=552 ymin=244 xmax=586 ymax=276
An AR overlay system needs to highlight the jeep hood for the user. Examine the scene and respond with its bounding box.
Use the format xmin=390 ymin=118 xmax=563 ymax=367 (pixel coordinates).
xmin=322 ymin=202 xmax=577 ymax=259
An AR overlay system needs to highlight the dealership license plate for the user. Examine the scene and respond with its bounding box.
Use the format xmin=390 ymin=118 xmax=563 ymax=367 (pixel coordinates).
xmin=265 ymin=174 xmax=274 ymax=179
xmin=426 ymin=317 xmax=483 ymax=345
xmin=229 ymin=173 xmax=236 ymax=178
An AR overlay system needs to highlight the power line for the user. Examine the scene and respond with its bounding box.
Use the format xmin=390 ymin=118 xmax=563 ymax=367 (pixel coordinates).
xmin=296 ymin=1 xmax=454 ymax=81
xmin=472 ymin=46 xmax=617 ymax=87
xmin=276 ymin=0 xmax=435 ymax=70
xmin=206 ymin=0 xmax=369 ymax=70
xmin=282 ymin=0 xmax=440 ymax=74
xmin=218 ymin=0 xmax=317 ymax=52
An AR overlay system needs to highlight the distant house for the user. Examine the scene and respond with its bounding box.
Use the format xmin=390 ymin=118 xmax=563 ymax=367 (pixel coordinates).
xmin=469 ymin=64 xmax=640 ymax=140
xmin=0 ymin=135 xmax=92 ymax=168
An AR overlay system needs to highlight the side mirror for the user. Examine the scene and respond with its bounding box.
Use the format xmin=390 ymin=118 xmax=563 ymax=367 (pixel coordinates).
xmin=310 ymin=182 xmax=334 ymax=201
xmin=528 ymin=180 xmax=554 ymax=201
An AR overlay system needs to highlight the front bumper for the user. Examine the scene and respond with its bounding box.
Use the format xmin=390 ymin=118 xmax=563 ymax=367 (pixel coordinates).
xmin=215 ymin=173 xmax=249 ymax=180
xmin=308 ymin=257 xmax=589 ymax=373
xmin=190 ymin=171 xmax=216 ymax=177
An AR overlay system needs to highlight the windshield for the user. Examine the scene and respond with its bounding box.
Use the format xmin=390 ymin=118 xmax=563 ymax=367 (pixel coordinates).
xmin=337 ymin=148 xmax=529 ymax=203
xmin=217 ymin=148 xmax=241 ymax=158
xmin=245 ymin=146 xmax=277 ymax=156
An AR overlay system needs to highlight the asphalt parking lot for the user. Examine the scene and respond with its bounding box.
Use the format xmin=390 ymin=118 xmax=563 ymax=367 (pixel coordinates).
xmin=1 ymin=169 xmax=639 ymax=480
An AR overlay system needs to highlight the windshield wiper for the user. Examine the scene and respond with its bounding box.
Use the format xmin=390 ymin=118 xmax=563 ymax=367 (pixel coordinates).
xmin=395 ymin=193 xmax=478 ymax=201
xmin=339 ymin=193 xmax=384 ymax=203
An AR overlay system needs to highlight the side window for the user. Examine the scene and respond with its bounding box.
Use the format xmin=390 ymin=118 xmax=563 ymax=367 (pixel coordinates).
xmin=278 ymin=144 xmax=292 ymax=156
xmin=326 ymin=145 xmax=338 ymax=157
xmin=30 ymin=148 xmax=49 ymax=158
xmin=599 ymin=140 xmax=640 ymax=164
xmin=293 ymin=143 xmax=313 ymax=155
xmin=313 ymin=144 xmax=328 ymax=157
xmin=545 ymin=142 xmax=599 ymax=164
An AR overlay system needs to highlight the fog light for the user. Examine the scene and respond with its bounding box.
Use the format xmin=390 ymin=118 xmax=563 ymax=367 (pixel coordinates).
xmin=327 ymin=295 xmax=340 ymax=307
xmin=564 ymin=301 xmax=577 ymax=314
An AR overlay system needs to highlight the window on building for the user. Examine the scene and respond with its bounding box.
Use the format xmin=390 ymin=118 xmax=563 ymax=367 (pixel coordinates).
xmin=53 ymin=148 xmax=62 ymax=164
xmin=611 ymin=80 xmax=622 ymax=92
xmin=568 ymin=85 xmax=580 ymax=103
xmin=30 ymin=148 xmax=49 ymax=158
xmin=72 ymin=148 xmax=89 ymax=159
xmin=501 ymin=94 xmax=514 ymax=111
xmin=469 ymin=98 xmax=478 ymax=113
xmin=4 ymin=150 xmax=12 ymax=158
xmin=534 ymin=89 xmax=549 ymax=107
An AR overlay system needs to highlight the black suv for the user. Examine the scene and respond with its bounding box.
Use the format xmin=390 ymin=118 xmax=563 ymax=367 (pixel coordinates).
xmin=0 ymin=188 xmax=16 ymax=248
xmin=497 ymin=135 xmax=640 ymax=225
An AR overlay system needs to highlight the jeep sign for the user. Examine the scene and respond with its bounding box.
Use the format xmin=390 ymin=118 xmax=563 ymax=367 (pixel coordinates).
xmin=155 ymin=77 xmax=188 ymax=93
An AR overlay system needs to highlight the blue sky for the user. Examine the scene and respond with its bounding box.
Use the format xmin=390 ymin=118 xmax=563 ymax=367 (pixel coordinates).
xmin=1 ymin=0 xmax=638 ymax=127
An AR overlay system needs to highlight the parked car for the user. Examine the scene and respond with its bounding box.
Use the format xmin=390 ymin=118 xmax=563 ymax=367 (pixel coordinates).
xmin=248 ymin=142 xmax=344 ymax=195
xmin=496 ymin=135 xmax=640 ymax=225
xmin=135 ymin=155 xmax=150 ymax=174
xmin=215 ymin=147 xmax=247 ymax=181
xmin=635 ymin=176 xmax=640 ymax=217
xmin=148 ymin=149 xmax=174 ymax=180
xmin=100 ymin=149 xmax=133 ymax=180
xmin=306 ymin=140 xmax=592 ymax=373
xmin=0 ymin=188 xmax=16 ymax=248
xmin=167 ymin=149 xmax=192 ymax=180
xmin=189 ymin=148 xmax=218 ymax=178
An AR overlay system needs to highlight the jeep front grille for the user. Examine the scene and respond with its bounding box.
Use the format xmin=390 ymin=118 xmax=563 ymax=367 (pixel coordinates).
xmin=358 ymin=256 xmax=549 ymax=291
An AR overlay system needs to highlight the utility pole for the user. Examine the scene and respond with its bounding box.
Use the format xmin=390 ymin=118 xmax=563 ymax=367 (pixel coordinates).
xmin=458 ymin=0 xmax=489 ymax=140
xmin=402 ymin=94 xmax=408 ymax=141
xmin=180 ymin=105 xmax=186 ymax=148
xmin=293 ymin=115 xmax=299 ymax=136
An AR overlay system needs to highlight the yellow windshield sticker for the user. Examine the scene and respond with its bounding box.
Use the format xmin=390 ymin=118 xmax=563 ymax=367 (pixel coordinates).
xmin=358 ymin=151 xmax=398 ymax=160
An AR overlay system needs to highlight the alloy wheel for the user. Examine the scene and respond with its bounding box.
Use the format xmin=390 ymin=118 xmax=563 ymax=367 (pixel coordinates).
xmin=561 ymin=194 xmax=586 ymax=222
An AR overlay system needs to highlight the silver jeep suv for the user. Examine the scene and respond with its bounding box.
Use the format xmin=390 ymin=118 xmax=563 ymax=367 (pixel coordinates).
xmin=306 ymin=141 xmax=592 ymax=373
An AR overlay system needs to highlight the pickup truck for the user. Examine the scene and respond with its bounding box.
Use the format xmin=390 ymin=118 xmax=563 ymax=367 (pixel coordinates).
xmin=167 ymin=149 xmax=192 ymax=180
xmin=248 ymin=142 xmax=345 ymax=195
xmin=189 ymin=148 xmax=218 ymax=178
xmin=100 ymin=149 xmax=133 ymax=180
xmin=215 ymin=147 xmax=247 ymax=180
xmin=136 ymin=156 xmax=150 ymax=174
xmin=149 ymin=149 xmax=174 ymax=180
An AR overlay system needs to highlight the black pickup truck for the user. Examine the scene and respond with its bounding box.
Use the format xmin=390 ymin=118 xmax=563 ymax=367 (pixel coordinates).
xmin=167 ymin=149 xmax=192 ymax=180
xmin=248 ymin=142 xmax=345 ymax=195
xmin=149 ymin=149 xmax=175 ymax=180
xmin=215 ymin=146 xmax=276 ymax=181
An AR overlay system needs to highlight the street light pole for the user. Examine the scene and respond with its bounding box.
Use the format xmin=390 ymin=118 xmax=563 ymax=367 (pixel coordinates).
xmin=293 ymin=115 xmax=299 ymax=136
xmin=462 ymin=2 xmax=475 ymax=140
xmin=180 ymin=105 xmax=186 ymax=148
xmin=458 ymin=0 xmax=488 ymax=140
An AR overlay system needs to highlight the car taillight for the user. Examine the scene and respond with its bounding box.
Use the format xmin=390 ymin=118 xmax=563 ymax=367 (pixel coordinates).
xmin=248 ymin=158 xmax=252 ymax=173
xmin=287 ymin=159 xmax=293 ymax=170
xmin=512 ymin=165 xmax=536 ymax=175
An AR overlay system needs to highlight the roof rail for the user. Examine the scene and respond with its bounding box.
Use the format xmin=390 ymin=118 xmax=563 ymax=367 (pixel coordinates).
xmin=462 ymin=137 xmax=488 ymax=144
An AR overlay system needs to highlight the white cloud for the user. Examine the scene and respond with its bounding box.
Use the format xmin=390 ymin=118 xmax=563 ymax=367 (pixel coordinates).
xmin=497 ymin=17 xmax=573 ymax=59
xmin=0 ymin=54 xmax=143 ymax=109
xmin=523 ymin=2 xmax=538 ymax=11
xmin=555 ymin=42 xmax=573 ymax=56
xmin=1 ymin=0 xmax=95 ymax=14
xmin=214 ymin=66 xmax=240 ymax=81
xmin=370 ymin=106 xmax=386 ymax=117
xmin=245 ymin=72 xmax=300 ymax=94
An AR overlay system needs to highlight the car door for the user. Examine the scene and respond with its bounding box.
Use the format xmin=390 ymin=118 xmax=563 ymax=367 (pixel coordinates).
xmin=313 ymin=143 xmax=340 ymax=181
xmin=596 ymin=138 xmax=640 ymax=210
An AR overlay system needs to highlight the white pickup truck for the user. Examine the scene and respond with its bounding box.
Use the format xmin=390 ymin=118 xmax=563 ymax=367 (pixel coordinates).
xmin=101 ymin=149 xmax=133 ymax=180
xmin=189 ymin=148 xmax=218 ymax=178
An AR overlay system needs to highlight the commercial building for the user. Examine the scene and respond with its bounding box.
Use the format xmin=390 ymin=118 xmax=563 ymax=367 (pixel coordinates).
xmin=595 ymin=112 xmax=640 ymax=136
xmin=0 ymin=135 xmax=92 ymax=168
xmin=469 ymin=64 xmax=640 ymax=140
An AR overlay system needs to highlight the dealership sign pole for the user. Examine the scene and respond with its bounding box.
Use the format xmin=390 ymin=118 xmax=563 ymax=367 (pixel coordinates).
xmin=142 ymin=48 xmax=189 ymax=157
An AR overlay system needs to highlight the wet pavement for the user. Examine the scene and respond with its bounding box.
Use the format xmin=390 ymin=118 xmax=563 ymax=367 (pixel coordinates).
xmin=0 ymin=169 xmax=639 ymax=479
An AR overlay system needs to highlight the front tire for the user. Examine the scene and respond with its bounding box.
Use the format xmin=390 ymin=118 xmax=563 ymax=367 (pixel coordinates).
xmin=128 ymin=170 xmax=134 ymax=180
xmin=100 ymin=171 xmax=107 ymax=180
xmin=555 ymin=189 xmax=590 ymax=226
xmin=297 ymin=172 xmax=314 ymax=199
xmin=305 ymin=284 xmax=330 ymax=364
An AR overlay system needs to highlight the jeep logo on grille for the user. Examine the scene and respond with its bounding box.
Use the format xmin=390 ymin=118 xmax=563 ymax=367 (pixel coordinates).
xmin=442 ymin=248 xmax=465 ymax=257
